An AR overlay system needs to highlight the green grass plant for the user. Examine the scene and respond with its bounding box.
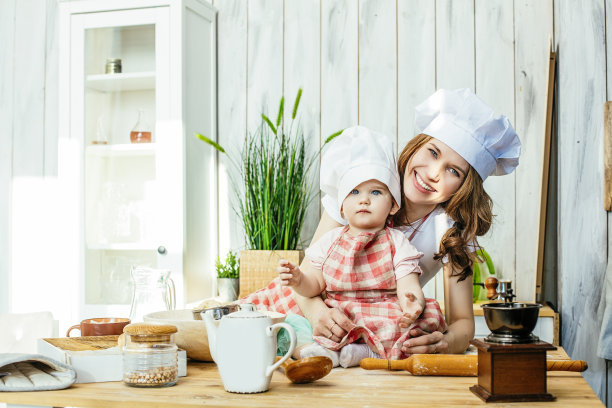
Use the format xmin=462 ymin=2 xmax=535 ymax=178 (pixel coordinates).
xmin=197 ymin=88 xmax=341 ymax=250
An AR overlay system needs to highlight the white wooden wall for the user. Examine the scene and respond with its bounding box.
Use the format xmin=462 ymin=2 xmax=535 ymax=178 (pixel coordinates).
xmin=214 ymin=0 xmax=553 ymax=304
xmin=0 ymin=0 xmax=609 ymax=402
xmin=555 ymin=0 xmax=608 ymax=401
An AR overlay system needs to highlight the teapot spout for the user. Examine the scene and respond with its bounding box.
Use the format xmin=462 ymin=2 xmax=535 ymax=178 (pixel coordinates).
xmin=202 ymin=310 xmax=217 ymax=363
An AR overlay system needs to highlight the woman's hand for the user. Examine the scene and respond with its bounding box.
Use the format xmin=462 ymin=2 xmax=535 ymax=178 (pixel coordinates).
xmin=312 ymin=307 xmax=355 ymax=342
xmin=401 ymin=328 xmax=448 ymax=355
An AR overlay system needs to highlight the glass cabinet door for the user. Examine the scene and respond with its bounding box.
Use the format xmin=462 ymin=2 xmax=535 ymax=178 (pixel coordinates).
xmin=71 ymin=8 xmax=173 ymax=315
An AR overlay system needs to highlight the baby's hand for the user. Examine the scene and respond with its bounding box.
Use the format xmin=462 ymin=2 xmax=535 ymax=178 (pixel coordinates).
xmin=278 ymin=259 xmax=302 ymax=287
xmin=398 ymin=292 xmax=424 ymax=328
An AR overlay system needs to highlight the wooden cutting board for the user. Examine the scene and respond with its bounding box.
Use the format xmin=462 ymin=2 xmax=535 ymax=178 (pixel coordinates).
xmin=42 ymin=336 xmax=120 ymax=351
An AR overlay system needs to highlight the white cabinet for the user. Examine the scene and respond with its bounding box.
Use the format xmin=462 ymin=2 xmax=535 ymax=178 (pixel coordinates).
xmin=58 ymin=0 xmax=217 ymax=320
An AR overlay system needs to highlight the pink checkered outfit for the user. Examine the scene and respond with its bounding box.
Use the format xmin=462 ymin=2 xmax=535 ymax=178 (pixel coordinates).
xmin=240 ymin=224 xmax=448 ymax=360
xmin=308 ymin=225 xmax=446 ymax=360
xmin=240 ymin=278 xmax=302 ymax=316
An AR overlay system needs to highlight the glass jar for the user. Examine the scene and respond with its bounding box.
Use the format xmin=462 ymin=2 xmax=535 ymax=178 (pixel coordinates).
xmin=105 ymin=58 xmax=122 ymax=74
xmin=122 ymin=323 xmax=178 ymax=387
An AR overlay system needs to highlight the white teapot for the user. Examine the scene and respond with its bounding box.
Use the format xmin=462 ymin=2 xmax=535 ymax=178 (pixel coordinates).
xmin=203 ymin=304 xmax=296 ymax=393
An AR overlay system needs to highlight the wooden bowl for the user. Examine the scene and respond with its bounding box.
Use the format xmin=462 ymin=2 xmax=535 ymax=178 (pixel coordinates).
xmin=143 ymin=309 xmax=285 ymax=361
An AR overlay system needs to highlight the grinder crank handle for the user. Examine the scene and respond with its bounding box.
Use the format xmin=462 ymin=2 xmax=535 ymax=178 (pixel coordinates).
xmin=360 ymin=355 xmax=587 ymax=376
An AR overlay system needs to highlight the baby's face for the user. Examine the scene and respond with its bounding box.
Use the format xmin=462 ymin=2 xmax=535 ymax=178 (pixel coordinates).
xmin=341 ymin=179 xmax=398 ymax=233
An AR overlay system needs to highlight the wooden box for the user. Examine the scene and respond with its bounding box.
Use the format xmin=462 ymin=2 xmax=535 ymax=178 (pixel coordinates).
xmin=239 ymin=250 xmax=304 ymax=298
xmin=470 ymin=338 xmax=557 ymax=402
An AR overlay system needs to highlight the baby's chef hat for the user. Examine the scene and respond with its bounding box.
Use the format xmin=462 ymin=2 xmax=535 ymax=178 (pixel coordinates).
xmin=414 ymin=88 xmax=521 ymax=181
xmin=320 ymin=126 xmax=401 ymax=216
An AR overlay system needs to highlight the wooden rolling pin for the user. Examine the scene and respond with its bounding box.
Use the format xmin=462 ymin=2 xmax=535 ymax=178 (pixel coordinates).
xmin=360 ymin=355 xmax=587 ymax=376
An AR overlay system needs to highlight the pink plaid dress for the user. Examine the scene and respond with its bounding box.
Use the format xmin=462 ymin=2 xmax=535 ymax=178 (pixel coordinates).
xmin=311 ymin=226 xmax=446 ymax=359
xmin=240 ymin=226 xmax=447 ymax=360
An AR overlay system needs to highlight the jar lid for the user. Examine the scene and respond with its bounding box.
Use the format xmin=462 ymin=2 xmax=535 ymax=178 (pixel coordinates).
xmin=123 ymin=323 xmax=177 ymax=335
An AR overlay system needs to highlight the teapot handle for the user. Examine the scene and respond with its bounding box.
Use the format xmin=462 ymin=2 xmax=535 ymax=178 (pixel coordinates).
xmin=167 ymin=278 xmax=176 ymax=310
xmin=265 ymin=323 xmax=296 ymax=377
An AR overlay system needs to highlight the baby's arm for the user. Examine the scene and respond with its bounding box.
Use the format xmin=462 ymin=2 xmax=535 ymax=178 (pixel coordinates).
xmin=396 ymin=273 xmax=426 ymax=328
xmin=278 ymin=259 xmax=326 ymax=298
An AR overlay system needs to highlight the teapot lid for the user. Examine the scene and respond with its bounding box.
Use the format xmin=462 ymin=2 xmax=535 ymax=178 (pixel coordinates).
xmin=225 ymin=303 xmax=267 ymax=319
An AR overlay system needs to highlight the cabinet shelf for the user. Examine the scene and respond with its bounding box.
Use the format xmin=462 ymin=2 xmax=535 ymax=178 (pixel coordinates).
xmin=86 ymin=143 xmax=156 ymax=158
xmin=86 ymin=72 xmax=156 ymax=92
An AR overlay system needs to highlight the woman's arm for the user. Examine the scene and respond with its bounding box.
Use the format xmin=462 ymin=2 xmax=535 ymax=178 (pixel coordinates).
xmin=440 ymin=264 xmax=475 ymax=353
xmin=401 ymin=263 xmax=475 ymax=355
xmin=294 ymin=211 xmax=355 ymax=341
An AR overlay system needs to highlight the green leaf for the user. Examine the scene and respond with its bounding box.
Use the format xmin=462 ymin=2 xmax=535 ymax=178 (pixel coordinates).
xmin=216 ymin=250 xmax=240 ymax=278
xmin=261 ymin=114 xmax=277 ymax=134
xmin=291 ymin=88 xmax=302 ymax=119
xmin=324 ymin=129 xmax=344 ymax=145
xmin=196 ymin=133 xmax=226 ymax=153
xmin=276 ymin=96 xmax=285 ymax=128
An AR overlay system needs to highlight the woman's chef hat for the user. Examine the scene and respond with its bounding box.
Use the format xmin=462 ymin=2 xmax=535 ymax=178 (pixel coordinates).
xmin=414 ymin=88 xmax=521 ymax=181
xmin=320 ymin=126 xmax=401 ymax=216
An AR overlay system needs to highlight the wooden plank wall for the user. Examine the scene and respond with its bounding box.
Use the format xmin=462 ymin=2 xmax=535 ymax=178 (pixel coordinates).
xmin=555 ymin=0 xmax=607 ymax=399
xmin=212 ymin=0 xmax=553 ymax=303
xmin=0 ymin=0 xmax=60 ymax=314
xmin=0 ymin=0 xmax=609 ymax=402
xmin=0 ymin=0 xmax=16 ymax=314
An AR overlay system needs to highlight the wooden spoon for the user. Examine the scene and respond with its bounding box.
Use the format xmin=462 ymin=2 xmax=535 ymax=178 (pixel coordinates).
xmin=276 ymin=356 xmax=333 ymax=383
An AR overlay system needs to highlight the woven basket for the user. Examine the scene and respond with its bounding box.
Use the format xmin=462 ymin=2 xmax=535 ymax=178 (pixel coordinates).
xmin=239 ymin=250 xmax=304 ymax=298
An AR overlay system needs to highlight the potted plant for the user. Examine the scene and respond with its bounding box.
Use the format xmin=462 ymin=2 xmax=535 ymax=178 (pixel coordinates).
xmin=216 ymin=250 xmax=240 ymax=302
xmin=198 ymin=89 xmax=341 ymax=297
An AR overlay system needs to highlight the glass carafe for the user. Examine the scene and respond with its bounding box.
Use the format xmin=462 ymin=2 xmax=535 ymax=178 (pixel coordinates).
xmin=130 ymin=109 xmax=152 ymax=143
xmin=129 ymin=266 xmax=176 ymax=322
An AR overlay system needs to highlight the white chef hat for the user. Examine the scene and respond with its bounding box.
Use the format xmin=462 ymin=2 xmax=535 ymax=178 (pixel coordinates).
xmin=320 ymin=126 xmax=401 ymax=217
xmin=414 ymin=88 xmax=521 ymax=181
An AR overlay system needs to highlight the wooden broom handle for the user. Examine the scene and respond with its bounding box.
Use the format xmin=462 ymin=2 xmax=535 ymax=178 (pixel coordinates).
xmin=360 ymin=355 xmax=587 ymax=376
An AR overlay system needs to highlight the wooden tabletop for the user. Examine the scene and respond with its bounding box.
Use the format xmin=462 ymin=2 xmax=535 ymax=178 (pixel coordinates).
xmin=0 ymin=348 xmax=602 ymax=407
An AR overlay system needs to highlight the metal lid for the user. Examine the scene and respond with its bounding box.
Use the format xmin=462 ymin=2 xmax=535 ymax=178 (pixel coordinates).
xmin=225 ymin=303 xmax=266 ymax=319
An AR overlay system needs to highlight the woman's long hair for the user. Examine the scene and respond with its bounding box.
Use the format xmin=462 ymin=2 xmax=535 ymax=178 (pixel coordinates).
xmin=392 ymin=134 xmax=493 ymax=281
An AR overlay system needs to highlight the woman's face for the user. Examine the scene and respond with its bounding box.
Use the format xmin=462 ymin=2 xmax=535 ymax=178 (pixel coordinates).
xmin=403 ymin=138 xmax=470 ymax=207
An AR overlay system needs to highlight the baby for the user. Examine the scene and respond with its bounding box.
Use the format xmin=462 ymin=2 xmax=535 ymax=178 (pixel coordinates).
xmin=279 ymin=126 xmax=426 ymax=367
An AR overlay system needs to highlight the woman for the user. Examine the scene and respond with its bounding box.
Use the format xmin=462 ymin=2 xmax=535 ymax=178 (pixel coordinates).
xmin=295 ymin=88 xmax=521 ymax=355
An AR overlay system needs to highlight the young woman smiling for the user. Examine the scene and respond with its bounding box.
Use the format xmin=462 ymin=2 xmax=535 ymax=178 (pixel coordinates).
xmin=295 ymin=88 xmax=521 ymax=356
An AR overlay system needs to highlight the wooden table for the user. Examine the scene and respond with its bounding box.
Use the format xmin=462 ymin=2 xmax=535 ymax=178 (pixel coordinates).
xmin=0 ymin=349 xmax=602 ymax=407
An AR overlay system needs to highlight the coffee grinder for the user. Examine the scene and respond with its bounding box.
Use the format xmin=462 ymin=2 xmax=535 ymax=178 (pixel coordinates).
xmin=470 ymin=278 xmax=557 ymax=402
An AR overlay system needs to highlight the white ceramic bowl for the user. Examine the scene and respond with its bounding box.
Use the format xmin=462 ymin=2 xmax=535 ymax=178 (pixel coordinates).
xmin=143 ymin=309 xmax=286 ymax=361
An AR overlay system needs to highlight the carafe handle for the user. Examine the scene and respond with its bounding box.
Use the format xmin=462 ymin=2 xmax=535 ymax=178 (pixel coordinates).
xmin=265 ymin=323 xmax=296 ymax=377
xmin=167 ymin=278 xmax=176 ymax=310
